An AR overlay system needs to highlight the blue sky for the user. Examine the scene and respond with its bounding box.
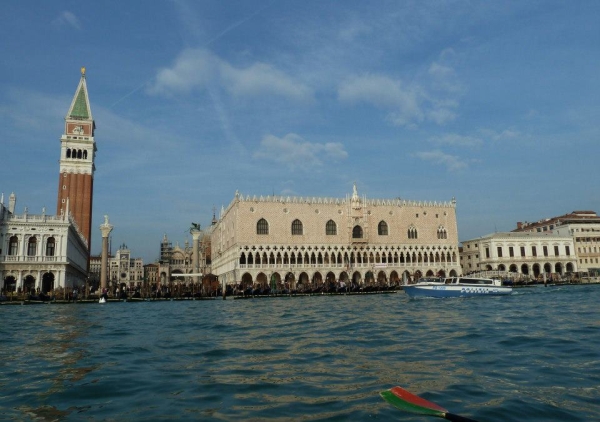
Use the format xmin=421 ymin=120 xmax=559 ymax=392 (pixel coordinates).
xmin=1 ymin=1 xmax=599 ymax=263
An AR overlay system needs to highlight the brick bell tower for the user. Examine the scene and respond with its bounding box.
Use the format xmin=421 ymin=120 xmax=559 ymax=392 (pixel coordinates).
xmin=57 ymin=67 xmax=96 ymax=253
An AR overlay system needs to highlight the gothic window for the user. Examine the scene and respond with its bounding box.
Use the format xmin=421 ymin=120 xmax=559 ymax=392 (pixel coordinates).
xmin=46 ymin=237 xmax=55 ymax=257
xmin=83 ymin=150 xmax=88 ymax=159
xmin=66 ymin=148 xmax=71 ymax=158
xmin=408 ymin=226 xmax=418 ymax=239
xmin=352 ymin=225 xmax=363 ymax=239
xmin=326 ymin=220 xmax=337 ymax=235
xmin=27 ymin=237 xmax=37 ymax=256
xmin=77 ymin=149 xmax=83 ymax=159
xmin=292 ymin=219 xmax=303 ymax=235
xmin=437 ymin=226 xmax=448 ymax=239
xmin=378 ymin=221 xmax=388 ymax=235
xmin=9 ymin=236 xmax=18 ymax=255
xmin=257 ymin=218 xmax=269 ymax=235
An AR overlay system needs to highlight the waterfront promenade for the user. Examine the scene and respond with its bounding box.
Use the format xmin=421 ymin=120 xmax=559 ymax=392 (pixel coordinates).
xmin=2 ymin=278 xmax=598 ymax=305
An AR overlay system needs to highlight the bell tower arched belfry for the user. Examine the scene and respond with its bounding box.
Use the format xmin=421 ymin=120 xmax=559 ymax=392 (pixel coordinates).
xmin=57 ymin=67 xmax=96 ymax=251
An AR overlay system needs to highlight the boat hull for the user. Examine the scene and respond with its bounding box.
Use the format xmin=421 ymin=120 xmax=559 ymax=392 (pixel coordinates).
xmin=403 ymin=284 xmax=512 ymax=298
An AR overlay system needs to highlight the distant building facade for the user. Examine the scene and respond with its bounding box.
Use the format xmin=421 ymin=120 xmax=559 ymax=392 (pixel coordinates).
xmin=513 ymin=211 xmax=600 ymax=274
xmin=460 ymin=232 xmax=577 ymax=279
xmin=0 ymin=194 xmax=89 ymax=292
xmin=210 ymin=185 xmax=461 ymax=288
xmin=144 ymin=263 xmax=159 ymax=289
xmin=89 ymin=244 xmax=144 ymax=290
xmin=157 ymin=233 xmax=210 ymax=285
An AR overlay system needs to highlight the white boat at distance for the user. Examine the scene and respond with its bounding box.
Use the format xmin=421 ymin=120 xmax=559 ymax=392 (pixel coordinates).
xmin=403 ymin=276 xmax=512 ymax=298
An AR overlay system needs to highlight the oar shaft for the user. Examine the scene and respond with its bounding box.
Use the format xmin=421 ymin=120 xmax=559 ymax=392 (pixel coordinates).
xmin=444 ymin=412 xmax=479 ymax=422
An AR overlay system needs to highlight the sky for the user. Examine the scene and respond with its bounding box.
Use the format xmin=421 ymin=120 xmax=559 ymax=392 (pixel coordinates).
xmin=1 ymin=1 xmax=599 ymax=263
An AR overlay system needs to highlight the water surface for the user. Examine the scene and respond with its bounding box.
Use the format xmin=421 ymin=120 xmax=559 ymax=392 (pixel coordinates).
xmin=1 ymin=285 xmax=598 ymax=421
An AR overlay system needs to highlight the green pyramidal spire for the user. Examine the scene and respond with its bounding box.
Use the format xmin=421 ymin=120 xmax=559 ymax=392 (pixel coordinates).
xmin=66 ymin=67 xmax=93 ymax=121
xmin=71 ymin=86 xmax=89 ymax=119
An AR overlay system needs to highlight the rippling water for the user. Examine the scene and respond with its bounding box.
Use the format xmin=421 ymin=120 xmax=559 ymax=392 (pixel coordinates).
xmin=1 ymin=285 xmax=599 ymax=421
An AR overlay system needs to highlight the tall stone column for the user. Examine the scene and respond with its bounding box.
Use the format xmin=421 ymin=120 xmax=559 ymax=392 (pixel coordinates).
xmin=191 ymin=229 xmax=202 ymax=285
xmin=100 ymin=215 xmax=113 ymax=291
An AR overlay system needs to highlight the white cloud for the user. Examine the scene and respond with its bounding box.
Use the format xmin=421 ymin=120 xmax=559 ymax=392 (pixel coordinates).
xmin=221 ymin=62 xmax=311 ymax=99
xmin=338 ymin=19 xmax=372 ymax=42
xmin=428 ymin=48 xmax=462 ymax=94
xmin=253 ymin=133 xmax=348 ymax=169
xmin=149 ymin=48 xmax=312 ymax=101
xmin=338 ymin=48 xmax=463 ymax=128
xmin=338 ymin=74 xmax=424 ymax=127
xmin=478 ymin=128 xmax=521 ymax=142
xmin=52 ymin=11 xmax=81 ymax=30
xmin=414 ymin=150 xmax=469 ymax=171
xmin=429 ymin=133 xmax=483 ymax=147
xmin=427 ymin=104 xmax=458 ymax=125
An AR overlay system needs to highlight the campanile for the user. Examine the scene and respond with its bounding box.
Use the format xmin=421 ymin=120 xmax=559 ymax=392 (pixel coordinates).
xmin=57 ymin=67 xmax=96 ymax=252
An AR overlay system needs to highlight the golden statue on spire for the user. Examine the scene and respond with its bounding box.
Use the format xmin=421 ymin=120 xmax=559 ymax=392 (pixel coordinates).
xmin=81 ymin=66 xmax=86 ymax=77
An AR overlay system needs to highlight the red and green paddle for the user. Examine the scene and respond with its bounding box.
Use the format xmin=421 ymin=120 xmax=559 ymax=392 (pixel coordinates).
xmin=380 ymin=386 xmax=479 ymax=422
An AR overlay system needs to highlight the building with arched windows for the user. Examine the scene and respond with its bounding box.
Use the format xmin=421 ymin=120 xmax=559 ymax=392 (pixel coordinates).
xmin=460 ymin=232 xmax=577 ymax=280
xmin=0 ymin=194 xmax=89 ymax=293
xmin=210 ymin=184 xmax=461 ymax=290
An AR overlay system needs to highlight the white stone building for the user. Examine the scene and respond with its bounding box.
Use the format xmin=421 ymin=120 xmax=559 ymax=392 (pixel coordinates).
xmin=0 ymin=194 xmax=89 ymax=293
xmin=210 ymin=185 xmax=461 ymax=289
xmin=513 ymin=211 xmax=600 ymax=274
xmin=460 ymin=231 xmax=577 ymax=279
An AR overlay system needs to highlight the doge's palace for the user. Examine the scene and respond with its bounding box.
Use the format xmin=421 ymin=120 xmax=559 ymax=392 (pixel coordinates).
xmin=210 ymin=184 xmax=461 ymax=289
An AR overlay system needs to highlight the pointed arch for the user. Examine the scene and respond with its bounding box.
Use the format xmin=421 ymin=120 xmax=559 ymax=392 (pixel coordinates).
xmin=408 ymin=226 xmax=418 ymax=239
xmin=292 ymin=219 xmax=303 ymax=235
xmin=326 ymin=220 xmax=337 ymax=235
xmin=257 ymin=218 xmax=269 ymax=235
xmin=378 ymin=221 xmax=388 ymax=236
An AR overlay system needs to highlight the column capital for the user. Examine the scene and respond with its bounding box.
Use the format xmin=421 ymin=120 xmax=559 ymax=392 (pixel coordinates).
xmin=100 ymin=215 xmax=113 ymax=238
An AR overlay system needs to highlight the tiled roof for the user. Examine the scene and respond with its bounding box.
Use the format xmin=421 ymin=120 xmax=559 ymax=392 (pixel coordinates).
xmin=69 ymin=86 xmax=89 ymax=119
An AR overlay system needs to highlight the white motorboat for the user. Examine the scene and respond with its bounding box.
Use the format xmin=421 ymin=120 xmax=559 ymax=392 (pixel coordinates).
xmin=403 ymin=276 xmax=512 ymax=298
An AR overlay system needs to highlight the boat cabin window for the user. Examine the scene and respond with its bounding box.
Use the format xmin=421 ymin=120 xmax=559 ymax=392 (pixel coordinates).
xmin=458 ymin=278 xmax=493 ymax=284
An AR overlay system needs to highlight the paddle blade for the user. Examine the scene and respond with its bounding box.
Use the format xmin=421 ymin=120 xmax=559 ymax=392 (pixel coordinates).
xmin=380 ymin=386 xmax=448 ymax=417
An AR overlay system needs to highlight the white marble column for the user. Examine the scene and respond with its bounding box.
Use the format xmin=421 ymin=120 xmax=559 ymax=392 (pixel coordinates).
xmin=191 ymin=229 xmax=201 ymax=285
xmin=100 ymin=216 xmax=114 ymax=291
